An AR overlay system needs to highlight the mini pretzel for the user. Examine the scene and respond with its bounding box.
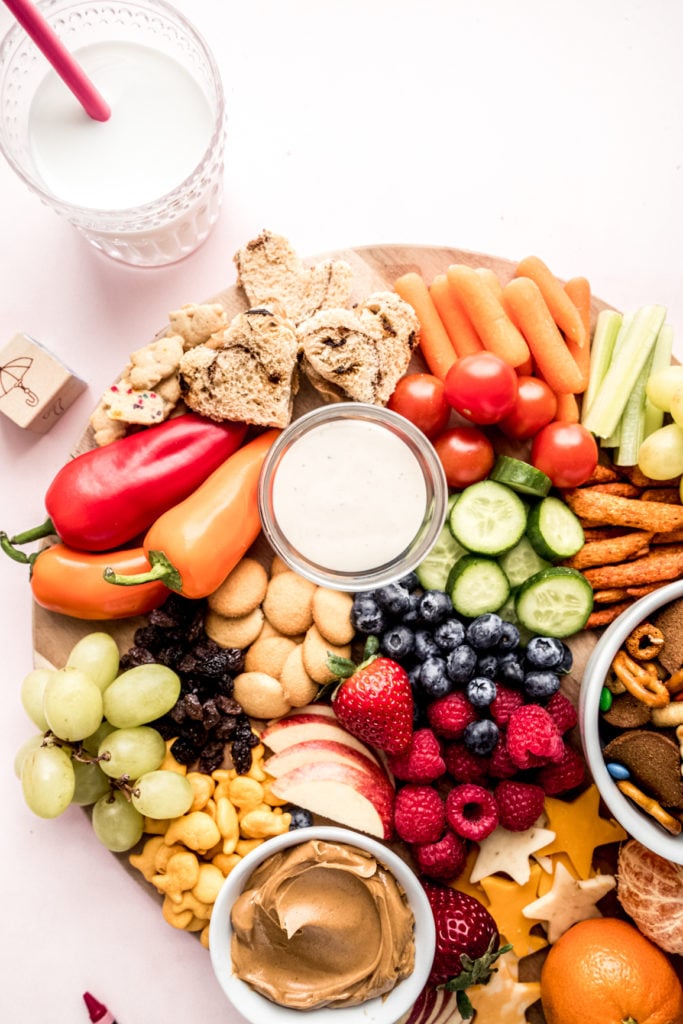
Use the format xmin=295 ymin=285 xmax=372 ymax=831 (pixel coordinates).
xmin=666 ymin=668 xmax=683 ymax=697
xmin=616 ymin=779 xmax=682 ymax=835
xmin=624 ymin=622 xmax=665 ymax=660
xmin=611 ymin=650 xmax=670 ymax=708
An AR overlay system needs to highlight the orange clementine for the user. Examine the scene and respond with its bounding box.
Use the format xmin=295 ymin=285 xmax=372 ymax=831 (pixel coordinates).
xmin=540 ymin=917 xmax=683 ymax=1024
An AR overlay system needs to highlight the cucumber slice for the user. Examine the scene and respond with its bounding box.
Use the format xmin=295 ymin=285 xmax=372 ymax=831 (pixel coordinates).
xmin=526 ymin=496 xmax=585 ymax=561
xmin=415 ymin=519 xmax=467 ymax=591
xmin=447 ymin=555 xmax=511 ymax=618
xmin=496 ymin=594 xmax=534 ymax=646
xmin=449 ymin=480 xmax=527 ymax=556
xmin=490 ymin=455 xmax=552 ymax=497
xmin=515 ymin=566 xmax=594 ymax=638
xmin=499 ymin=536 xmax=551 ymax=589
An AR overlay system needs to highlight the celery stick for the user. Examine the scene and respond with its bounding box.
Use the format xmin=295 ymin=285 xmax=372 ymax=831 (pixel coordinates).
xmin=581 ymin=310 xmax=622 ymax=425
xmin=591 ymin=314 xmax=633 ymax=448
xmin=582 ymin=305 xmax=667 ymax=439
xmin=643 ymin=323 xmax=674 ymax=439
xmin=615 ymin=346 xmax=655 ymax=465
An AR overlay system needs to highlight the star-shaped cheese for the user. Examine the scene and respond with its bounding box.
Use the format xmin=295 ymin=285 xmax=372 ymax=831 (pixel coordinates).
xmin=479 ymin=864 xmax=549 ymax=957
xmin=468 ymin=949 xmax=541 ymax=1023
xmin=470 ymin=822 xmax=556 ymax=885
xmin=522 ymin=861 xmax=616 ymax=943
xmin=539 ymin=786 xmax=627 ymax=878
xmin=537 ymin=851 xmax=579 ymax=896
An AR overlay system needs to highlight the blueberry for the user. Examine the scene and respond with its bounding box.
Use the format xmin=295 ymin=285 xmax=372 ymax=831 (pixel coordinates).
xmin=375 ymin=582 xmax=412 ymax=617
xmin=351 ymin=596 xmax=388 ymax=635
xmin=434 ymin=617 xmax=466 ymax=652
xmin=418 ymin=590 xmax=453 ymax=624
xmin=498 ymin=652 xmax=526 ymax=687
xmin=288 ymin=806 xmax=313 ymax=829
xmin=398 ymin=571 xmax=420 ymax=592
xmin=401 ymin=591 xmax=423 ymax=626
xmin=466 ymin=613 xmax=504 ymax=650
xmin=476 ymin=654 xmax=499 ymax=678
xmin=446 ymin=644 xmax=477 ymax=684
xmin=380 ymin=625 xmax=415 ymax=660
xmin=557 ymin=642 xmax=573 ymax=674
xmin=414 ymin=630 xmax=440 ymax=662
xmin=418 ymin=656 xmax=452 ymax=699
xmin=497 ymin=621 xmax=520 ymax=650
xmin=463 ymin=719 xmax=499 ymax=756
xmin=466 ymin=676 xmax=497 ymax=708
xmin=523 ymin=670 xmax=561 ymax=700
xmin=525 ymin=636 xmax=566 ymax=670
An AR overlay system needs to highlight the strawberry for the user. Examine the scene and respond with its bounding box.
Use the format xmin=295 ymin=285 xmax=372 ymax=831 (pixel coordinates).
xmin=327 ymin=637 xmax=413 ymax=754
xmin=424 ymin=881 xmax=511 ymax=1019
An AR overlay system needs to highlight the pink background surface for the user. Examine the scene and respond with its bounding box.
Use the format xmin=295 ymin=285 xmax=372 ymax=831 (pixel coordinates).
xmin=1 ymin=1 xmax=683 ymax=1021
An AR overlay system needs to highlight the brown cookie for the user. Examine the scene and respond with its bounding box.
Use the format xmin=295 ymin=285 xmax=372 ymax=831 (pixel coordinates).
xmin=602 ymin=692 xmax=652 ymax=729
xmin=603 ymin=729 xmax=683 ymax=808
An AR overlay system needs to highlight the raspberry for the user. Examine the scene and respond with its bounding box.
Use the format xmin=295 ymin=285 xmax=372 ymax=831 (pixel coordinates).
xmin=444 ymin=740 xmax=490 ymax=783
xmin=489 ymin=683 xmax=524 ymax=726
xmin=388 ymin=728 xmax=446 ymax=783
xmin=545 ymin=691 xmax=578 ymax=734
xmin=494 ymin=779 xmax=546 ymax=832
xmin=394 ymin=783 xmax=446 ymax=844
xmin=505 ymin=704 xmax=564 ymax=769
xmin=413 ymin=828 xmax=468 ymax=881
xmin=445 ymin=783 xmax=499 ymax=841
xmin=427 ymin=692 xmax=477 ymax=740
xmin=487 ymin=736 xmax=518 ymax=779
xmin=535 ymin=742 xmax=586 ymax=795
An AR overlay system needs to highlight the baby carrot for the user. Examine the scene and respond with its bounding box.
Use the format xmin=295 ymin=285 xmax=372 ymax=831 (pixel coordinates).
xmin=501 ymin=277 xmax=585 ymax=394
xmin=563 ymin=276 xmax=592 ymax=392
xmin=475 ymin=266 xmax=503 ymax=299
xmin=394 ymin=272 xmax=457 ymax=380
xmin=429 ymin=273 xmax=483 ymax=357
xmin=446 ymin=264 xmax=530 ymax=368
xmin=514 ymin=255 xmax=588 ymax=348
xmin=554 ymin=391 xmax=580 ymax=423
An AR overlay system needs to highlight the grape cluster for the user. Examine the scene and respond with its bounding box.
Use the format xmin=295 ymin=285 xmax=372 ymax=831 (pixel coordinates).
xmin=120 ymin=594 xmax=259 ymax=774
xmin=352 ymin=574 xmax=572 ymax=752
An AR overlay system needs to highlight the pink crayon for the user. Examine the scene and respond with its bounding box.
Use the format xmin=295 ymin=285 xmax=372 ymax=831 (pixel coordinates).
xmin=83 ymin=991 xmax=118 ymax=1024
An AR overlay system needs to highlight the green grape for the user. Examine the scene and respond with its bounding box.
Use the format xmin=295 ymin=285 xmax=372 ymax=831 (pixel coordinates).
xmin=637 ymin=422 xmax=683 ymax=480
xmin=20 ymin=668 xmax=57 ymax=731
xmin=103 ymin=664 xmax=181 ymax=728
xmin=645 ymin=366 xmax=683 ymax=412
xmin=81 ymin=720 xmax=116 ymax=756
xmin=132 ymin=770 xmax=194 ymax=819
xmin=42 ymin=667 xmax=104 ymax=742
xmin=98 ymin=726 xmax=166 ymax=780
xmin=92 ymin=791 xmax=144 ymax=852
xmin=71 ymin=759 xmax=111 ymax=805
xmin=14 ymin=733 xmax=45 ymax=779
xmin=66 ymin=632 xmax=120 ymax=693
xmin=669 ymin=389 xmax=683 ymax=428
xmin=21 ymin=744 xmax=75 ymax=818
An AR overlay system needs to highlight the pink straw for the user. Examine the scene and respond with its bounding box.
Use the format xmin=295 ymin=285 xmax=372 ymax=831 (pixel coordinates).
xmin=2 ymin=0 xmax=110 ymax=120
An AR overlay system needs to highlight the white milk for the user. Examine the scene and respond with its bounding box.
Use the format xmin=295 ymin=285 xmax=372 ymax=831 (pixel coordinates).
xmin=28 ymin=41 xmax=213 ymax=209
xmin=271 ymin=419 xmax=428 ymax=573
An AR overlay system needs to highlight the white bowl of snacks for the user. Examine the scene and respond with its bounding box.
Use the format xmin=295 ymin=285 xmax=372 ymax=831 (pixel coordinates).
xmin=579 ymin=577 xmax=683 ymax=863
xmin=257 ymin=403 xmax=448 ymax=591
xmin=209 ymin=825 xmax=436 ymax=1024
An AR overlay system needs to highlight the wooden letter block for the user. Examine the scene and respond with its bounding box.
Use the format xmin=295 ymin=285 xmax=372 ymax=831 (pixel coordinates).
xmin=0 ymin=333 xmax=87 ymax=434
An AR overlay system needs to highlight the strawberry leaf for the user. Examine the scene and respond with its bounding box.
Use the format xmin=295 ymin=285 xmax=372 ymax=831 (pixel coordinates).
xmin=441 ymin=938 xmax=513 ymax=1019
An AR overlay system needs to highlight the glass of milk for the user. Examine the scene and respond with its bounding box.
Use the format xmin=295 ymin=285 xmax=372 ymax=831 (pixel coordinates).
xmin=0 ymin=0 xmax=225 ymax=267
xmin=258 ymin=404 xmax=449 ymax=591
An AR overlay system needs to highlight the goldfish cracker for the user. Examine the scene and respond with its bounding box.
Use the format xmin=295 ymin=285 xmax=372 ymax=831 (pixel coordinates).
xmin=161 ymin=896 xmax=195 ymax=930
xmin=261 ymin=779 xmax=289 ymax=807
xmin=203 ymin=797 xmax=217 ymax=821
xmin=142 ymin=815 xmax=170 ymax=835
xmin=153 ymin=842 xmax=187 ymax=873
xmin=200 ymin=924 xmax=211 ymax=949
xmin=192 ymin=862 xmax=225 ymax=905
xmin=129 ymin=836 xmax=166 ymax=882
xmin=186 ymin=771 xmax=215 ymax=811
xmin=239 ymin=807 xmax=291 ymax=839
xmin=236 ymin=838 xmax=265 ymax=858
xmin=229 ymin=775 xmax=265 ymax=811
xmin=216 ymin=796 xmax=240 ymax=854
xmin=247 ymin=743 xmax=268 ymax=782
xmin=159 ymin=740 xmax=187 ymax=775
xmin=175 ymin=889 xmax=213 ymax=921
xmin=213 ymin=852 xmax=242 ymax=876
xmin=151 ymin=850 xmax=200 ymax=903
xmin=164 ymin=811 xmax=221 ymax=854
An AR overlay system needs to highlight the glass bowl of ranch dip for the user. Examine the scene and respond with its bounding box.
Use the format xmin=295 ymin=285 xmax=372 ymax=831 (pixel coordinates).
xmin=258 ymin=403 xmax=448 ymax=590
xmin=208 ymin=825 xmax=436 ymax=1024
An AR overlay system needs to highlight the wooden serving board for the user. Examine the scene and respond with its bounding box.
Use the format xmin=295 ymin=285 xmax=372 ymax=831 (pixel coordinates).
xmin=30 ymin=244 xmax=617 ymax=1023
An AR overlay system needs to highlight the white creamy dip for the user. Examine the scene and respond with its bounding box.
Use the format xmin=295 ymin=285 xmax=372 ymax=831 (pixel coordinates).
xmin=271 ymin=419 xmax=428 ymax=573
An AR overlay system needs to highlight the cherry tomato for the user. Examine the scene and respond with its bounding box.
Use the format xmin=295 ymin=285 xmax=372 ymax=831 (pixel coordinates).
xmin=531 ymin=421 xmax=598 ymax=488
xmin=498 ymin=376 xmax=558 ymax=440
xmin=433 ymin=426 xmax=495 ymax=489
xmin=444 ymin=352 xmax=518 ymax=425
xmin=387 ymin=373 xmax=450 ymax=439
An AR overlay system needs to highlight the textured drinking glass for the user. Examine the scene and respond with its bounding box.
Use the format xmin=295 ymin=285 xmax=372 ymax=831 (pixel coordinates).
xmin=0 ymin=0 xmax=225 ymax=266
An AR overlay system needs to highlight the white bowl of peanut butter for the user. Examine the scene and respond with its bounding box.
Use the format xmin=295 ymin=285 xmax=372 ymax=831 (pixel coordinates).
xmin=209 ymin=825 xmax=436 ymax=1024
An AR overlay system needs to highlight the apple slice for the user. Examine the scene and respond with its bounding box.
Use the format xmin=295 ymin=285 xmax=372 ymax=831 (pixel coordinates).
xmin=264 ymin=738 xmax=392 ymax=786
xmin=269 ymin=760 xmax=395 ymax=839
xmin=425 ymin=988 xmax=459 ymax=1024
xmin=260 ymin=713 xmax=382 ymax=768
xmin=397 ymin=985 xmax=436 ymax=1024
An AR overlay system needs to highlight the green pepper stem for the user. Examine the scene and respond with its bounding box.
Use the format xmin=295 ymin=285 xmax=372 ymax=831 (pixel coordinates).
xmin=103 ymin=549 xmax=183 ymax=593
xmin=1 ymin=531 xmax=33 ymax=564
xmin=9 ymin=518 xmax=55 ymax=545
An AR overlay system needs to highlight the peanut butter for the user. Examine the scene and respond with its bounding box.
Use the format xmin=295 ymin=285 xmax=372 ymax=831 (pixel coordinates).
xmin=229 ymin=838 xmax=416 ymax=1009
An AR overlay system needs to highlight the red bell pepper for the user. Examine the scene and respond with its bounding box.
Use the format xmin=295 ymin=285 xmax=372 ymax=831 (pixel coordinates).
xmin=4 ymin=413 xmax=247 ymax=554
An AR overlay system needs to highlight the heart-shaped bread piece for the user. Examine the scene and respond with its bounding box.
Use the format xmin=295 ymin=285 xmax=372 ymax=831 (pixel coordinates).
xmin=234 ymin=231 xmax=353 ymax=325
xmin=603 ymin=729 xmax=683 ymax=808
xmin=178 ymin=305 xmax=299 ymax=428
xmin=298 ymin=291 xmax=420 ymax=406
